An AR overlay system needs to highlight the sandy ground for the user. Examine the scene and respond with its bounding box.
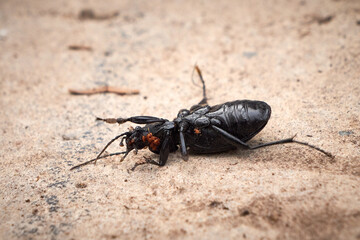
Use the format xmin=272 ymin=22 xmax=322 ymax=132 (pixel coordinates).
xmin=1 ymin=0 xmax=360 ymax=239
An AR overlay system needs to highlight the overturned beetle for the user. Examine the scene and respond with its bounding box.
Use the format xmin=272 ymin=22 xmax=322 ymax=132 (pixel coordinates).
xmin=71 ymin=66 xmax=332 ymax=170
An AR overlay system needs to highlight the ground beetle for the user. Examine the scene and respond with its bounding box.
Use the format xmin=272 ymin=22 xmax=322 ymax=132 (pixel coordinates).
xmin=71 ymin=66 xmax=332 ymax=170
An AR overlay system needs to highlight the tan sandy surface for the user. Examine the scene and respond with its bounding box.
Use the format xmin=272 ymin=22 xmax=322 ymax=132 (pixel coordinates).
xmin=1 ymin=0 xmax=360 ymax=239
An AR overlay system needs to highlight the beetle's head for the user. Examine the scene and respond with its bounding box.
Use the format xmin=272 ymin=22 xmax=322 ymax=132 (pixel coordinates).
xmin=70 ymin=121 xmax=163 ymax=170
xmin=124 ymin=125 xmax=162 ymax=154
xmin=122 ymin=126 xmax=149 ymax=153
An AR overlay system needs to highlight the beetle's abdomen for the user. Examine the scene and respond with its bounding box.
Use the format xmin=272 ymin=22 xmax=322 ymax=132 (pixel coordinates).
xmin=206 ymin=100 xmax=271 ymax=142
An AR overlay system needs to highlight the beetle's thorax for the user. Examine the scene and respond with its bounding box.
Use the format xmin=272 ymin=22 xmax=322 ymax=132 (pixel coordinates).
xmin=174 ymin=106 xmax=213 ymax=132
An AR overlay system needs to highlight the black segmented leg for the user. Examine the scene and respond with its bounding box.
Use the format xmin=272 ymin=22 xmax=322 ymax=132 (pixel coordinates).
xmin=178 ymin=121 xmax=189 ymax=160
xmin=179 ymin=130 xmax=188 ymax=160
xmin=177 ymin=65 xmax=209 ymax=159
xmin=212 ymin=125 xmax=290 ymax=149
xmin=212 ymin=125 xmax=333 ymax=157
xmin=190 ymin=65 xmax=209 ymax=112
xmin=195 ymin=65 xmax=208 ymax=105
xmin=96 ymin=116 xmax=167 ymax=125
xmin=158 ymin=131 xmax=171 ymax=166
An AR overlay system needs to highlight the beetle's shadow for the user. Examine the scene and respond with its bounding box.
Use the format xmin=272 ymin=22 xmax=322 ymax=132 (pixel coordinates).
xmin=186 ymin=138 xmax=282 ymax=163
xmin=130 ymin=140 xmax=274 ymax=171
xmin=188 ymin=147 xmax=254 ymax=161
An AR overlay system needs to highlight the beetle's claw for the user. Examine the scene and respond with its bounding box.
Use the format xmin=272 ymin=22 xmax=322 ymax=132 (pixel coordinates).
xmin=130 ymin=156 xmax=160 ymax=171
xmin=131 ymin=157 xmax=149 ymax=171
xmin=182 ymin=154 xmax=189 ymax=161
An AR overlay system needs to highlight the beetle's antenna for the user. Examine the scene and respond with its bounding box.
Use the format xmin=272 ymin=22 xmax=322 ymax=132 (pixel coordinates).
xmin=95 ymin=132 xmax=129 ymax=159
xmin=120 ymin=149 xmax=132 ymax=162
xmin=70 ymin=132 xmax=129 ymax=170
xmin=70 ymin=151 xmax=127 ymax=170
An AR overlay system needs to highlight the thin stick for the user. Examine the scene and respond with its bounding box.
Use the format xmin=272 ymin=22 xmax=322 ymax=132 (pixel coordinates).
xmin=78 ymin=9 xmax=119 ymax=21
xmin=69 ymin=86 xmax=139 ymax=95
xmin=68 ymin=45 xmax=93 ymax=51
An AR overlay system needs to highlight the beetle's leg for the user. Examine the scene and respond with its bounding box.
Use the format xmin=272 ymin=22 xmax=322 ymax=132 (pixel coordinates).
xmin=96 ymin=116 xmax=167 ymax=125
xmin=194 ymin=65 xmax=208 ymax=105
xmin=158 ymin=130 xmax=171 ymax=166
xmin=179 ymin=123 xmax=189 ymax=161
xmin=179 ymin=131 xmax=188 ymax=160
xmin=190 ymin=65 xmax=208 ymax=112
xmin=212 ymin=125 xmax=333 ymax=157
xmin=213 ymin=125 xmax=299 ymax=149
xmin=212 ymin=125 xmax=258 ymax=149
xmin=292 ymin=140 xmax=333 ymax=158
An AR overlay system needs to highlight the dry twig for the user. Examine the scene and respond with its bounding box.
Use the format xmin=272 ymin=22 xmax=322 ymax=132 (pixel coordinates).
xmin=69 ymin=86 xmax=139 ymax=95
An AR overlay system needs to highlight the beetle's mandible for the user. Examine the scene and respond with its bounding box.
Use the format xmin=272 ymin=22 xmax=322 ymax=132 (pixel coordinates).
xmin=71 ymin=66 xmax=333 ymax=170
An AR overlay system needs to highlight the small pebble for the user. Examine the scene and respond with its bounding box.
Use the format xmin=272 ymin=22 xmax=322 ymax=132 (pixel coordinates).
xmin=76 ymin=183 xmax=88 ymax=188
xmin=242 ymin=51 xmax=257 ymax=59
xmin=339 ymin=130 xmax=354 ymax=136
xmin=62 ymin=134 xmax=78 ymax=140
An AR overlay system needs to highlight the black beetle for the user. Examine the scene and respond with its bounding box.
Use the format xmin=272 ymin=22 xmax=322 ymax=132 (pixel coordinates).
xmin=71 ymin=66 xmax=332 ymax=170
